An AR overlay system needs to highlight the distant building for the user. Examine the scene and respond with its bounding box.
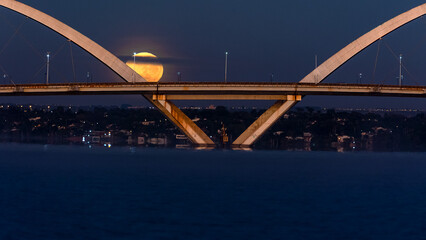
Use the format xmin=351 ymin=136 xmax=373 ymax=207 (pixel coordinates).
xmin=82 ymin=130 xmax=112 ymax=146
xmin=148 ymin=137 xmax=167 ymax=145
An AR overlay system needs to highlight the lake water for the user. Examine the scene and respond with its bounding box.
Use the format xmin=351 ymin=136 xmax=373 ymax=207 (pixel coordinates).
xmin=0 ymin=144 xmax=426 ymax=239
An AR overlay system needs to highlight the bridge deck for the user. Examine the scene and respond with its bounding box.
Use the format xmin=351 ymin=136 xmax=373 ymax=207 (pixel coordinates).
xmin=0 ymin=82 xmax=425 ymax=99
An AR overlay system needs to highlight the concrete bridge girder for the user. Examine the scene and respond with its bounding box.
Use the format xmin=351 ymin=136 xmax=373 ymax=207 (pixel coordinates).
xmin=232 ymin=100 xmax=298 ymax=147
xmin=148 ymin=94 xmax=301 ymax=147
xmin=144 ymin=95 xmax=215 ymax=146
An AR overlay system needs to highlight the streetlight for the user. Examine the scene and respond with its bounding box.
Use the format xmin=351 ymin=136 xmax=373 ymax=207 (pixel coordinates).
xmin=132 ymin=52 xmax=137 ymax=83
xmin=46 ymin=52 xmax=50 ymax=84
xmin=86 ymin=72 xmax=92 ymax=83
xmin=3 ymin=74 xmax=15 ymax=85
xmin=224 ymin=52 xmax=228 ymax=83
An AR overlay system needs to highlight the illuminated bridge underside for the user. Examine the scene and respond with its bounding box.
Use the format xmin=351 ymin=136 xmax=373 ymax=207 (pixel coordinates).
xmin=1 ymin=83 xmax=426 ymax=98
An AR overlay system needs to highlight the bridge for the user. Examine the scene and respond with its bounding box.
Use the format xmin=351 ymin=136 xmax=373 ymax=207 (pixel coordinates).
xmin=0 ymin=0 xmax=426 ymax=147
xmin=1 ymin=82 xmax=426 ymax=99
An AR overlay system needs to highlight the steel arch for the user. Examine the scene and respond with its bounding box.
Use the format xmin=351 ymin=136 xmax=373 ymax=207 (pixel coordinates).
xmin=301 ymin=4 xmax=426 ymax=83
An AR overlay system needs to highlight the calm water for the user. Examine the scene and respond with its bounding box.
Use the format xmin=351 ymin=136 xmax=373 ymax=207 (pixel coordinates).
xmin=1 ymin=144 xmax=426 ymax=239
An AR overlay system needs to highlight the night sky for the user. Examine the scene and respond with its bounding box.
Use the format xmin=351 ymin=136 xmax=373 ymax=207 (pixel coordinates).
xmin=0 ymin=0 xmax=425 ymax=108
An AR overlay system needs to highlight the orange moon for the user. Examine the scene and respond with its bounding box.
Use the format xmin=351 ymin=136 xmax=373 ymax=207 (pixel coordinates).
xmin=126 ymin=52 xmax=163 ymax=82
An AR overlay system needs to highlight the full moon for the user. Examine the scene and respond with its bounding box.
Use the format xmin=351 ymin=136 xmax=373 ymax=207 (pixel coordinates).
xmin=126 ymin=52 xmax=163 ymax=82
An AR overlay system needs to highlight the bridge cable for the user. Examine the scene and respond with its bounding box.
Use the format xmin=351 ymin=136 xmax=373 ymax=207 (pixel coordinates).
xmin=378 ymin=65 xmax=400 ymax=87
xmin=0 ymin=14 xmax=44 ymax=60
xmin=0 ymin=57 xmax=9 ymax=77
xmin=378 ymin=41 xmax=401 ymax=86
xmin=0 ymin=16 xmax=26 ymax=84
xmin=51 ymin=41 xmax=67 ymax=59
xmin=0 ymin=18 xmax=26 ymax=58
xmin=16 ymin=27 xmax=45 ymax=60
xmin=401 ymin=63 xmax=420 ymax=86
xmin=371 ymin=38 xmax=382 ymax=84
xmin=401 ymin=18 xmax=426 ymax=61
xmin=382 ymin=40 xmax=421 ymax=86
xmin=49 ymin=41 xmax=71 ymax=84
xmin=0 ymin=14 xmax=73 ymax=84
xmin=382 ymin=17 xmax=426 ymax=86
xmin=29 ymin=63 xmax=47 ymax=84
xmin=29 ymin=41 xmax=69 ymax=84
xmin=68 ymin=40 xmax=77 ymax=83
xmin=0 ymin=63 xmax=12 ymax=85
xmin=0 ymin=14 xmax=45 ymax=84
xmin=391 ymin=17 xmax=426 ymax=86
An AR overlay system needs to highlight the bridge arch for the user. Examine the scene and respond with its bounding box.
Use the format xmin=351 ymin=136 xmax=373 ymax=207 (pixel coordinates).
xmin=0 ymin=0 xmax=146 ymax=82
xmin=0 ymin=0 xmax=213 ymax=146
xmin=301 ymin=4 xmax=426 ymax=84
xmin=234 ymin=3 xmax=426 ymax=147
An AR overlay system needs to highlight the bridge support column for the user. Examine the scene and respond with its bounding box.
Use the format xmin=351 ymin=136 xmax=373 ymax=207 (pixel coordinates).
xmin=144 ymin=94 xmax=215 ymax=146
xmin=232 ymin=98 xmax=299 ymax=147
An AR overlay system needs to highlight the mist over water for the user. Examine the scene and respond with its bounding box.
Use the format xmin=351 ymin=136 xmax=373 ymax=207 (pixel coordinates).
xmin=1 ymin=144 xmax=426 ymax=239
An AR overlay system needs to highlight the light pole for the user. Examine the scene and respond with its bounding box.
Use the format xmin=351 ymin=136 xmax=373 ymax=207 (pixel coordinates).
xmin=224 ymin=52 xmax=228 ymax=83
xmin=177 ymin=72 xmax=181 ymax=82
xmin=46 ymin=52 xmax=50 ymax=84
xmin=86 ymin=72 xmax=92 ymax=83
xmin=133 ymin=52 xmax=137 ymax=83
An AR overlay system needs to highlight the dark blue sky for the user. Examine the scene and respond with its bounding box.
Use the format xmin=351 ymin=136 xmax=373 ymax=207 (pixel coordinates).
xmin=0 ymin=0 xmax=425 ymax=108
